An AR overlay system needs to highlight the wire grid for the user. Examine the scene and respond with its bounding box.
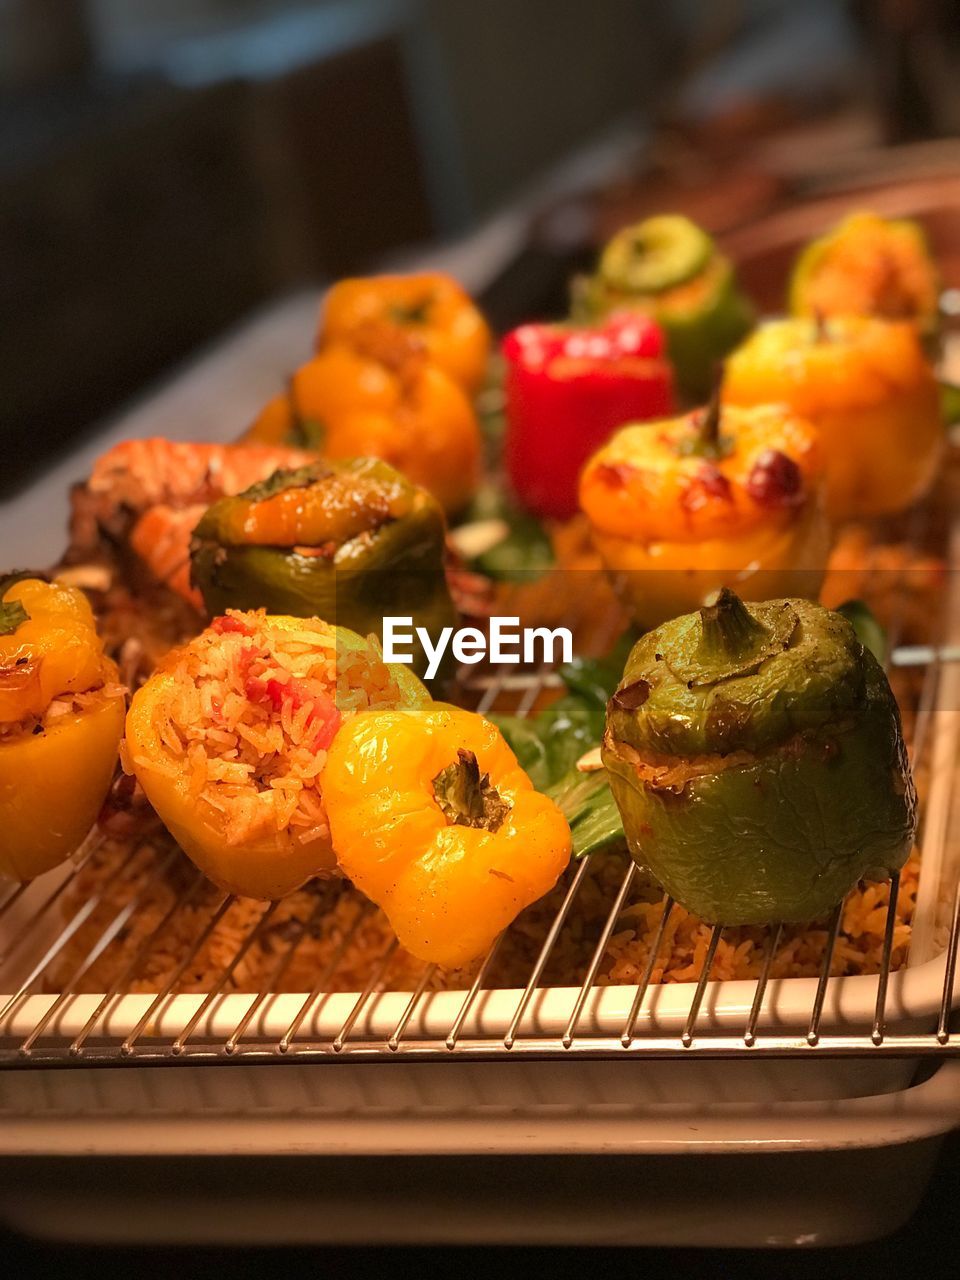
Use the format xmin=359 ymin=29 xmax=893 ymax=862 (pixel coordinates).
xmin=2 ymin=532 xmax=960 ymax=1069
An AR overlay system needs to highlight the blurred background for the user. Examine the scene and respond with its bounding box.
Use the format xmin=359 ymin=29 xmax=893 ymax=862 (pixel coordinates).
xmin=1 ymin=0 xmax=959 ymax=494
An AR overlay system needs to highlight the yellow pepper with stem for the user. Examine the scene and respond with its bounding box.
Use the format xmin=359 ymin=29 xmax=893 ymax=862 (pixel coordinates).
xmin=723 ymin=315 xmax=943 ymax=521
xmin=321 ymin=704 xmax=571 ymax=968
xmin=0 ymin=576 xmax=125 ymax=881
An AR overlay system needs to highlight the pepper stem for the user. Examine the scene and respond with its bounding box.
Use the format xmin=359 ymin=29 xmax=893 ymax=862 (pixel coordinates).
xmin=697 ymin=588 xmax=770 ymax=663
xmin=433 ymin=749 xmax=510 ymax=832
xmin=686 ymin=366 xmax=732 ymax=459
xmin=812 ymin=307 xmax=829 ymax=343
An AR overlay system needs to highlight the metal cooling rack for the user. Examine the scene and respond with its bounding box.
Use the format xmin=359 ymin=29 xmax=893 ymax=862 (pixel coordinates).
xmin=2 ymin=523 xmax=960 ymax=1069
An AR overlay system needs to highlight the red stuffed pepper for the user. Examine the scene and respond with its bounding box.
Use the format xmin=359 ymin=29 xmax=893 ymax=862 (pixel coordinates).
xmin=502 ymin=315 xmax=674 ymax=520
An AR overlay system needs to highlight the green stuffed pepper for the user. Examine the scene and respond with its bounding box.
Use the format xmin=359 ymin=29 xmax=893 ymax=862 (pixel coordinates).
xmin=602 ymin=589 xmax=916 ymax=925
xmin=572 ymin=214 xmax=754 ymax=401
xmin=190 ymin=457 xmax=457 ymax=684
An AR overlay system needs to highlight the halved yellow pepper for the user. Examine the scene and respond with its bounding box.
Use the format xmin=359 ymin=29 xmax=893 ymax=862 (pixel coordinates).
xmin=0 ymin=577 xmax=125 ymax=881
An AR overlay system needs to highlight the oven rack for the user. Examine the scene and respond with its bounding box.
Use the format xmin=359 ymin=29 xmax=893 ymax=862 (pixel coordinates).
xmin=3 ymin=501 xmax=960 ymax=1070
xmin=1 ymin=634 xmax=959 ymax=1070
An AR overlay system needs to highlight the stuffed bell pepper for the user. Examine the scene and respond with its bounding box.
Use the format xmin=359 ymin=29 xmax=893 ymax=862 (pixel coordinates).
xmin=245 ymin=326 xmax=481 ymax=516
xmin=190 ymin=458 xmax=457 ymax=682
xmin=124 ymin=611 xmax=427 ymax=900
xmin=322 ymin=703 xmax=571 ymax=967
xmin=724 ymin=315 xmax=943 ymax=520
xmin=318 ymin=271 xmax=492 ymax=394
xmin=573 ymin=214 xmax=754 ymax=400
xmin=790 ymin=210 xmax=940 ymax=343
xmin=502 ymin=314 xmax=674 ymax=520
xmin=579 ymin=398 xmax=828 ymax=630
xmin=602 ymin=589 xmax=916 ymax=925
xmin=0 ymin=576 xmax=125 ymax=881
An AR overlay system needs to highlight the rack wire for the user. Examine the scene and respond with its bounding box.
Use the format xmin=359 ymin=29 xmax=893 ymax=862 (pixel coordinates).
xmin=2 ymin=527 xmax=960 ymax=1070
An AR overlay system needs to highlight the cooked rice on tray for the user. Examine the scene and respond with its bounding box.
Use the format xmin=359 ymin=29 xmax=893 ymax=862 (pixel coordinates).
xmin=48 ymin=835 xmax=920 ymax=996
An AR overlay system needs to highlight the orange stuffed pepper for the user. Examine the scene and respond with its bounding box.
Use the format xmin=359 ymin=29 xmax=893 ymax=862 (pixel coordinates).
xmin=246 ymin=328 xmax=481 ymax=516
xmin=579 ymin=400 xmax=828 ymax=629
xmin=318 ymin=272 xmax=492 ymax=394
xmin=723 ymin=316 xmax=943 ymax=521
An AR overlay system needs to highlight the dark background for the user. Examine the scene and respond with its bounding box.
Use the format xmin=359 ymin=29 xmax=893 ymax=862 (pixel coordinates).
xmin=3 ymin=0 xmax=958 ymax=490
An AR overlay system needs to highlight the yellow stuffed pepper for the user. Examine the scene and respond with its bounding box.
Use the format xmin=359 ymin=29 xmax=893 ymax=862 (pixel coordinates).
xmin=789 ymin=211 xmax=940 ymax=342
xmin=322 ymin=704 xmax=571 ymax=968
xmin=0 ymin=576 xmax=125 ymax=881
xmin=579 ymin=401 xmax=828 ymax=630
xmin=124 ymin=611 xmax=427 ymax=900
xmin=723 ymin=316 xmax=943 ymax=520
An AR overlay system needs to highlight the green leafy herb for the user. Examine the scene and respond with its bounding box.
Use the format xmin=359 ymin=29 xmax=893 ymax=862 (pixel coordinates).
xmin=0 ymin=598 xmax=29 ymax=636
xmin=239 ymin=464 xmax=326 ymax=503
xmin=546 ymin=768 xmax=625 ymax=859
xmin=836 ymin=599 xmax=887 ymax=665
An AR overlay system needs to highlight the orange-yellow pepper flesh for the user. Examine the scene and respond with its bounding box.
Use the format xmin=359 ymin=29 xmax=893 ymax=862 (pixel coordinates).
xmin=0 ymin=578 xmax=125 ymax=881
xmin=579 ymin=404 xmax=828 ymax=628
xmin=723 ymin=317 xmax=943 ymax=520
xmin=0 ymin=578 xmax=104 ymax=722
xmin=319 ymin=272 xmax=492 ymax=394
xmin=321 ymin=704 xmax=572 ymax=969
xmin=0 ymin=694 xmax=125 ymax=881
xmin=289 ymin=343 xmax=481 ymax=515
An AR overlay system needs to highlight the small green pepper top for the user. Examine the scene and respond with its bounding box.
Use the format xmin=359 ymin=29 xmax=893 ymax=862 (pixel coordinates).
xmin=608 ymin=589 xmax=867 ymax=758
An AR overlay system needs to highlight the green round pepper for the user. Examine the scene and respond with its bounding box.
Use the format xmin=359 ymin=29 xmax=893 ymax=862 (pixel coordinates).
xmin=602 ymin=589 xmax=916 ymax=924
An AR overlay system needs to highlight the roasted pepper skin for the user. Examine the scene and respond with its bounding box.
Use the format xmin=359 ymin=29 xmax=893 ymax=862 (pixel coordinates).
xmin=724 ymin=316 xmax=943 ymax=521
xmin=318 ymin=272 xmax=492 ymax=394
xmin=789 ymin=211 xmax=940 ymax=342
xmin=502 ymin=314 xmax=674 ymax=520
xmin=579 ymin=403 xmax=828 ymax=630
xmin=125 ymin=620 xmax=428 ymax=900
xmin=321 ymin=704 xmax=571 ymax=967
xmin=0 ymin=578 xmax=124 ymax=881
xmin=190 ymin=459 xmax=458 ymax=682
xmin=573 ymin=216 xmax=754 ymax=401
xmin=602 ymin=592 xmax=916 ymax=925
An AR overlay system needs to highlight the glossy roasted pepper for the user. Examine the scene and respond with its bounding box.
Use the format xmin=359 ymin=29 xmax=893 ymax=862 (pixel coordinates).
xmin=579 ymin=399 xmax=828 ymax=630
xmin=572 ymin=215 xmax=754 ymax=401
xmin=723 ymin=316 xmax=944 ymax=521
xmin=190 ymin=458 xmax=457 ymax=682
xmin=502 ymin=314 xmax=675 ymax=520
xmin=318 ymin=272 xmax=492 ymax=393
xmin=790 ymin=211 xmax=940 ymax=342
xmin=245 ymin=327 xmax=482 ymax=516
xmin=125 ymin=614 xmax=428 ymax=899
xmin=602 ymin=589 xmax=916 ymax=925
xmin=321 ymin=703 xmax=571 ymax=967
xmin=0 ymin=576 xmax=125 ymax=881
